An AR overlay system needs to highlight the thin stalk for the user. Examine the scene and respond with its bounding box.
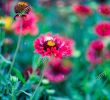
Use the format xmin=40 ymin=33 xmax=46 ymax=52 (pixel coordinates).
xmin=30 ymin=60 xmax=47 ymax=100
xmin=8 ymin=20 xmax=22 ymax=74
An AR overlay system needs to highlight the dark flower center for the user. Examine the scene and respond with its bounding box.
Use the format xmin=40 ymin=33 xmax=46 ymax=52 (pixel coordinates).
xmin=43 ymin=40 xmax=57 ymax=51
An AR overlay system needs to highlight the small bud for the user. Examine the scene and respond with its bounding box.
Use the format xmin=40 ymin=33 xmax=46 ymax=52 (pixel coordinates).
xmin=0 ymin=19 xmax=5 ymax=28
xmin=42 ymin=79 xmax=50 ymax=85
xmin=10 ymin=76 xmax=18 ymax=82
xmin=46 ymin=89 xmax=55 ymax=95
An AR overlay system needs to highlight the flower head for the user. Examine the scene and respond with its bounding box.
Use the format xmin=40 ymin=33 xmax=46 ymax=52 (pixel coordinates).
xmin=86 ymin=40 xmax=104 ymax=64
xmin=34 ymin=33 xmax=74 ymax=58
xmin=94 ymin=21 xmax=110 ymax=37
xmin=14 ymin=1 xmax=31 ymax=19
xmin=12 ymin=11 xmax=38 ymax=35
xmin=72 ymin=4 xmax=92 ymax=16
xmin=98 ymin=4 xmax=110 ymax=17
xmin=44 ymin=58 xmax=72 ymax=83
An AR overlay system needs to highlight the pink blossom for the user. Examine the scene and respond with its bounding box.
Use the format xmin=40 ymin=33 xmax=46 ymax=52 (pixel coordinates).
xmin=72 ymin=4 xmax=92 ymax=16
xmin=86 ymin=40 xmax=104 ymax=64
xmin=105 ymin=50 xmax=110 ymax=59
xmin=94 ymin=21 xmax=110 ymax=37
xmin=44 ymin=58 xmax=72 ymax=83
xmin=98 ymin=4 xmax=110 ymax=17
xmin=12 ymin=11 xmax=38 ymax=35
xmin=34 ymin=33 xmax=74 ymax=58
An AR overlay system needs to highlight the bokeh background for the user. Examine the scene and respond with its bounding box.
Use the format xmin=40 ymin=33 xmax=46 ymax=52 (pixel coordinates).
xmin=0 ymin=0 xmax=110 ymax=100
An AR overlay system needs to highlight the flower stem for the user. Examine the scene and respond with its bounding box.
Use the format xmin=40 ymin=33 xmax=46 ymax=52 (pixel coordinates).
xmin=8 ymin=20 xmax=22 ymax=74
xmin=30 ymin=60 xmax=47 ymax=100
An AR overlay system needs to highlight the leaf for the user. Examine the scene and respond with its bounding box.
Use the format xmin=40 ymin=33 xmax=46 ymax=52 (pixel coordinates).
xmin=32 ymin=54 xmax=41 ymax=70
xmin=31 ymin=86 xmax=44 ymax=100
xmin=12 ymin=68 xmax=26 ymax=84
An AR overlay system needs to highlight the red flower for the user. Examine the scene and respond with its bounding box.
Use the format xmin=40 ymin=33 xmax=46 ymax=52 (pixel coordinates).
xmin=98 ymin=4 xmax=110 ymax=17
xmin=72 ymin=4 xmax=92 ymax=16
xmin=94 ymin=21 xmax=110 ymax=37
xmin=12 ymin=11 xmax=39 ymax=35
xmin=34 ymin=33 xmax=74 ymax=58
xmin=86 ymin=40 xmax=104 ymax=64
xmin=23 ymin=67 xmax=40 ymax=79
xmin=44 ymin=58 xmax=72 ymax=83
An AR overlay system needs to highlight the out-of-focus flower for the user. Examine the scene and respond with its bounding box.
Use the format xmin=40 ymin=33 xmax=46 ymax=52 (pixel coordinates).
xmin=0 ymin=16 xmax=13 ymax=31
xmin=105 ymin=50 xmax=110 ymax=59
xmin=72 ymin=4 xmax=92 ymax=16
xmin=4 ymin=38 xmax=13 ymax=45
xmin=12 ymin=11 xmax=38 ymax=35
xmin=86 ymin=40 xmax=104 ymax=64
xmin=14 ymin=1 xmax=31 ymax=19
xmin=98 ymin=4 xmax=110 ymax=17
xmin=4 ymin=16 xmax=13 ymax=31
xmin=44 ymin=58 xmax=72 ymax=83
xmin=23 ymin=67 xmax=40 ymax=79
xmin=34 ymin=33 xmax=74 ymax=58
xmin=94 ymin=21 xmax=110 ymax=37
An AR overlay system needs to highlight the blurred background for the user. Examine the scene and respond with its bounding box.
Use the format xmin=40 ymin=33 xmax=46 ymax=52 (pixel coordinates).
xmin=0 ymin=0 xmax=110 ymax=100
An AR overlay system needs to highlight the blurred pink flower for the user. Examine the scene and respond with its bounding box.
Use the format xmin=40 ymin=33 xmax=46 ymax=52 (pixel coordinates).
xmin=34 ymin=33 xmax=74 ymax=58
xmin=94 ymin=21 xmax=110 ymax=37
xmin=98 ymin=4 xmax=110 ymax=17
xmin=44 ymin=58 xmax=72 ymax=83
xmin=87 ymin=40 xmax=104 ymax=64
xmin=72 ymin=4 xmax=92 ymax=16
xmin=105 ymin=50 xmax=110 ymax=59
xmin=12 ymin=11 xmax=38 ymax=35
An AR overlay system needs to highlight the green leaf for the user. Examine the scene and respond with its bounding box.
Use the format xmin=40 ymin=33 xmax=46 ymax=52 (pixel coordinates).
xmin=12 ymin=68 xmax=26 ymax=84
xmin=32 ymin=54 xmax=41 ymax=70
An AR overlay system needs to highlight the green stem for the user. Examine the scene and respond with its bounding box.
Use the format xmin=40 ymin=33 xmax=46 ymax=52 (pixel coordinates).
xmin=8 ymin=20 xmax=22 ymax=74
xmin=30 ymin=61 xmax=46 ymax=100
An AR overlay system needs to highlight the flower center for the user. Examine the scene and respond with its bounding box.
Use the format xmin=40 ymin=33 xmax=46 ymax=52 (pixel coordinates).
xmin=14 ymin=2 xmax=30 ymax=14
xmin=47 ymin=40 xmax=55 ymax=47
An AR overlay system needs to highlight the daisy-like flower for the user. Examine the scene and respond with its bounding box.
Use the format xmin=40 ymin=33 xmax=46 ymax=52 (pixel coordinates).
xmin=34 ymin=33 xmax=74 ymax=58
xmin=94 ymin=21 xmax=110 ymax=37
xmin=86 ymin=40 xmax=104 ymax=64
xmin=98 ymin=4 xmax=110 ymax=17
xmin=44 ymin=58 xmax=72 ymax=83
xmin=72 ymin=4 xmax=92 ymax=16
xmin=12 ymin=11 xmax=38 ymax=35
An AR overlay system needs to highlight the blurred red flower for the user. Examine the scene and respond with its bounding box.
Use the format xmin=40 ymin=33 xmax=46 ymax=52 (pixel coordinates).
xmin=72 ymin=4 xmax=92 ymax=16
xmin=12 ymin=11 xmax=39 ymax=35
xmin=94 ymin=21 xmax=110 ymax=37
xmin=98 ymin=4 xmax=110 ymax=17
xmin=87 ymin=40 xmax=104 ymax=64
xmin=23 ymin=67 xmax=40 ymax=79
xmin=44 ymin=58 xmax=72 ymax=83
xmin=34 ymin=33 xmax=74 ymax=58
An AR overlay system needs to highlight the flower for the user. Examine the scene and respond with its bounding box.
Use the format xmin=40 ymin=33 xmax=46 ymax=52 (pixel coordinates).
xmin=44 ymin=58 xmax=72 ymax=83
xmin=94 ymin=21 xmax=110 ymax=37
xmin=34 ymin=33 xmax=74 ymax=58
xmin=23 ymin=67 xmax=40 ymax=79
xmin=98 ymin=4 xmax=110 ymax=17
xmin=86 ymin=40 xmax=104 ymax=64
xmin=14 ymin=1 xmax=31 ymax=19
xmin=12 ymin=11 xmax=38 ymax=35
xmin=0 ymin=16 xmax=13 ymax=31
xmin=105 ymin=50 xmax=110 ymax=59
xmin=72 ymin=4 xmax=92 ymax=16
